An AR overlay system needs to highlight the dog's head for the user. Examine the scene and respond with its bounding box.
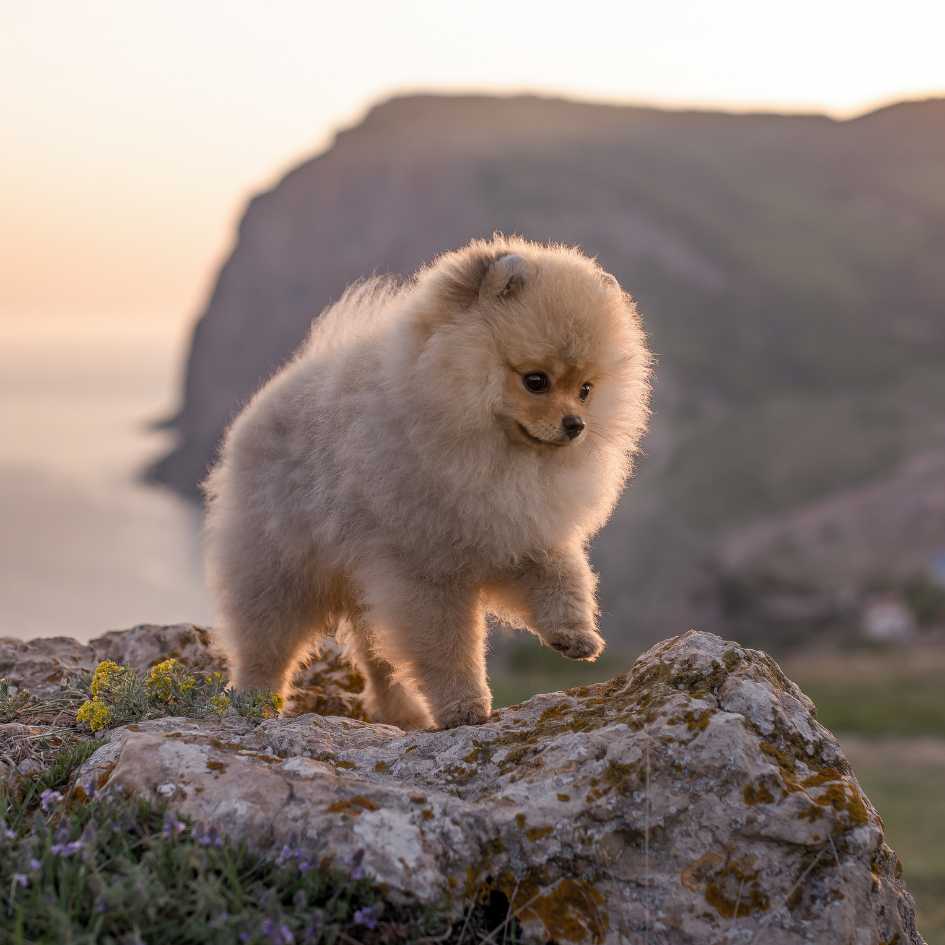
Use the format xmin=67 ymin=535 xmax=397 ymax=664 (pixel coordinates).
xmin=411 ymin=237 xmax=651 ymax=461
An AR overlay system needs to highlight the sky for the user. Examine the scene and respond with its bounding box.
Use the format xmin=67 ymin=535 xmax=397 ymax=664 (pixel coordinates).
xmin=2 ymin=0 xmax=944 ymax=326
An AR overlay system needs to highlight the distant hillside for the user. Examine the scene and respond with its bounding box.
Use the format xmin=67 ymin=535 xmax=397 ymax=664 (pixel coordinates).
xmin=150 ymin=93 xmax=945 ymax=649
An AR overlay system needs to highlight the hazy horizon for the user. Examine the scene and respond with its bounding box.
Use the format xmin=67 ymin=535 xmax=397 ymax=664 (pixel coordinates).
xmin=3 ymin=1 xmax=944 ymax=332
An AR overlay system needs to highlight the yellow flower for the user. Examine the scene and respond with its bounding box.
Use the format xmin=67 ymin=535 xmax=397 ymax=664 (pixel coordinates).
xmin=148 ymin=658 xmax=178 ymax=677
xmin=146 ymin=657 xmax=197 ymax=703
xmin=147 ymin=658 xmax=180 ymax=702
xmin=90 ymin=660 xmax=125 ymax=699
xmin=76 ymin=698 xmax=112 ymax=732
xmin=209 ymin=693 xmax=231 ymax=715
xmin=261 ymin=692 xmax=284 ymax=719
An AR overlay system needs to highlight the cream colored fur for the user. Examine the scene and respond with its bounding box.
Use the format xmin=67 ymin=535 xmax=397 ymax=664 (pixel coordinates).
xmin=203 ymin=236 xmax=651 ymax=729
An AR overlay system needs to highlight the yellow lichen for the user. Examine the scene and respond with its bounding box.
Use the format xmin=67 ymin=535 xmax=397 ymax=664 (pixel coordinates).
xmin=742 ymin=781 xmax=775 ymax=805
xmin=538 ymin=703 xmax=570 ymax=723
xmin=326 ymin=795 xmax=379 ymax=816
xmin=812 ymin=781 xmax=870 ymax=826
xmin=801 ymin=767 xmax=843 ymax=788
xmin=683 ymin=707 xmax=713 ymax=732
xmin=508 ymin=877 xmax=608 ymax=944
xmin=683 ymin=851 xmax=770 ymax=919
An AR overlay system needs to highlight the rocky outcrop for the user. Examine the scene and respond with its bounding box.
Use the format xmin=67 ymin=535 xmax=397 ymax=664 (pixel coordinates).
xmin=0 ymin=623 xmax=365 ymax=718
xmin=25 ymin=625 xmax=919 ymax=945
xmin=0 ymin=624 xmax=364 ymax=776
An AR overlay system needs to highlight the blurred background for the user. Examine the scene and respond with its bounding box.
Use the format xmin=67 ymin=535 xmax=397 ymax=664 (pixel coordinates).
xmin=2 ymin=2 xmax=944 ymax=936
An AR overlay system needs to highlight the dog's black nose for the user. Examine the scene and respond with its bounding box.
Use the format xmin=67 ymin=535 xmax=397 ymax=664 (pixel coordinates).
xmin=562 ymin=415 xmax=585 ymax=439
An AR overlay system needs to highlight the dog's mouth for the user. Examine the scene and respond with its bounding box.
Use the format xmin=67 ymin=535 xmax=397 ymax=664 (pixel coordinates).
xmin=516 ymin=423 xmax=569 ymax=448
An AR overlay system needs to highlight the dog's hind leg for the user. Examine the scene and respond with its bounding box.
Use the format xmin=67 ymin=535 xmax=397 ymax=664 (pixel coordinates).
xmin=212 ymin=552 xmax=327 ymax=702
xmin=337 ymin=616 xmax=434 ymax=730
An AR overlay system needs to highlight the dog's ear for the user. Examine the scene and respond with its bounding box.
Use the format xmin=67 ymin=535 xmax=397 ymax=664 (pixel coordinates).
xmin=599 ymin=270 xmax=620 ymax=290
xmin=479 ymin=254 xmax=532 ymax=302
xmin=435 ymin=247 xmax=532 ymax=308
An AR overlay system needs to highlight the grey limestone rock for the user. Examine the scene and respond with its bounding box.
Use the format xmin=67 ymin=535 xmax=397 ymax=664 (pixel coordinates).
xmin=69 ymin=628 xmax=923 ymax=945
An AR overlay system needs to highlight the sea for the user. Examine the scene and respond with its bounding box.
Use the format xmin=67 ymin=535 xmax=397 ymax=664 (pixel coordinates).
xmin=0 ymin=315 xmax=213 ymax=642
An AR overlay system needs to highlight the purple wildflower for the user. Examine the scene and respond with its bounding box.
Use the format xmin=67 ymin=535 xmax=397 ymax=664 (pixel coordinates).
xmin=278 ymin=924 xmax=295 ymax=945
xmin=12 ymin=873 xmax=29 ymax=888
xmin=275 ymin=843 xmax=295 ymax=866
xmin=192 ymin=824 xmax=223 ymax=848
xmin=50 ymin=839 xmax=83 ymax=857
xmin=1 ymin=823 xmax=15 ymax=841
xmin=29 ymin=858 xmax=41 ymax=871
xmin=275 ymin=843 xmax=312 ymax=873
xmin=162 ymin=811 xmax=187 ymax=839
xmin=39 ymin=789 xmax=63 ymax=813
xmin=261 ymin=917 xmax=295 ymax=944
xmin=353 ymin=904 xmax=380 ymax=930
xmin=299 ymin=916 xmax=322 ymax=945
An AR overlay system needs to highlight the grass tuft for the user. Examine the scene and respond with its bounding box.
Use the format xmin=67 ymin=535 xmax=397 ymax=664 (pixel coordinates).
xmin=73 ymin=659 xmax=283 ymax=733
xmin=1 ymin=746 xmax=522 ymax=944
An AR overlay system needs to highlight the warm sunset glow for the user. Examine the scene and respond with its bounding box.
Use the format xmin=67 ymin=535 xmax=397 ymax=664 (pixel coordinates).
xmin=2 ymin=0 xmax=943 ymax=324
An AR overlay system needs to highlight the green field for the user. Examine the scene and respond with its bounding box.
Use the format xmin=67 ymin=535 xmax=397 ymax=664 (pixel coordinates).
xmin=786 ymin=646 xmax=945 ymax=945
xmin=849 ymin=756 xmax=945 ymax=945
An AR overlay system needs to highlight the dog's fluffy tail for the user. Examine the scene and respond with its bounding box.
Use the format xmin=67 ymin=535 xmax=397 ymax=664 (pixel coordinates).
xmin=304 ymin=275 xmax=406 ymax=356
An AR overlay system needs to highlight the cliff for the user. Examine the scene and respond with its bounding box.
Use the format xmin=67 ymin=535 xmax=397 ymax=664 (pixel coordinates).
xmin=149 ymin=93 xmax=945 ymax=647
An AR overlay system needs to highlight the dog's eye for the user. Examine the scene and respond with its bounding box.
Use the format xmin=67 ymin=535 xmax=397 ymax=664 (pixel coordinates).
xmin=579 ymin=382 xmax=593 ymax=402
xmin=522 ymin=372 xmax=550 ymax=393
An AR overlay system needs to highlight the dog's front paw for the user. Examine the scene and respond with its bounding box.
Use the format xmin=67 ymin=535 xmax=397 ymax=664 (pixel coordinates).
xmin=435 ymin=695 xmax=492 ymax=730
xmin=545 ymin=625 xmax=606 ymax=661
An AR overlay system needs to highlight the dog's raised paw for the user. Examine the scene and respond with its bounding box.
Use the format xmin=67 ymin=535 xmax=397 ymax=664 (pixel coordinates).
xmin=547 ymin=627 xmax=606 ymax=661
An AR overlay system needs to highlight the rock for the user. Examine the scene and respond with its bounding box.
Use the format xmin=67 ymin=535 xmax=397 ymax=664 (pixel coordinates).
xmin=0 ymin=635 xmax=96 ymax=697
xmin=75 ymin=629 xmax=924 ymax=945
xmin=0 ymin=623 xmax=365 ymax=719
xmin=0 ymin=625 xmax=215 ymax=696
xmin=16 ymin=757 xmax=44 ymax=776
xmin=90 ymin=623 xmax=225 ymax=675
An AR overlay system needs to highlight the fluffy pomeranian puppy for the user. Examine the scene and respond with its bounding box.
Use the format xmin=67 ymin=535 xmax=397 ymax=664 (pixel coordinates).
xmin=204 ymin=236 xmax=651 ymax=729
